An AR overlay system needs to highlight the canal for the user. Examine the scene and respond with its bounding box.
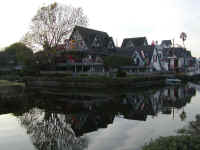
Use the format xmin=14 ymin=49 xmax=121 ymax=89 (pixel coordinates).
xmin=0 ymin=83 xmax=199 ymax=150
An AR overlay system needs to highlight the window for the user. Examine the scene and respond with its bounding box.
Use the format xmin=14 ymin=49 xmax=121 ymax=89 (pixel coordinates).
xmin=158 ymin=54 xmax=162 ymax=59
xmin=154 ymin=55 xmax=157 ymax=62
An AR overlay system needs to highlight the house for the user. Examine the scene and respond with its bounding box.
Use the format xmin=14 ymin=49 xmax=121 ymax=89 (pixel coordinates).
xmin=67 ymin=26 xmax=115 ymax=50
xmin=139 ymin=46 xmax=163 ymax=71
xmin=121 ymin=37 xmax=148 ymax=49
xmin=115 ymin=45 xmax=163 ymax=72
xmin=160 ymin=47 xmax=192 ymax=72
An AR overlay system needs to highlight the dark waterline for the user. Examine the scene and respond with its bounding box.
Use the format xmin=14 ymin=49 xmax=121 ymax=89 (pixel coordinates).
xmin=0 ymin=83 xmax=199 ymax=150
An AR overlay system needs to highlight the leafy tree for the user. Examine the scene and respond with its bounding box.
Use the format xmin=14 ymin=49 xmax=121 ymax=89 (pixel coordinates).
xmin=22 ymin=2 xmax=88 ymax=51
xmin=103 ymin=55 xmax=132 ymax=70
xmin=4 ymin=42 xmax=34 ymax=66
xmin=34 ymin=49 xmax=57 ymax=65
xmin=0 ymin=51 xmax=9 ymax=66
xmin=19 ymin=108 xmax=88 ymax=150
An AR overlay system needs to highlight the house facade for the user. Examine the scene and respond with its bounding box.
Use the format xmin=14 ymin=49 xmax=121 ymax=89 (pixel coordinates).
xmin=67 ymin=26 xmax=115 ymax=50
xmin=159 ymin=47 xmax=193 ymax=72
xmin=39 ymin=25 xmax=196 ymax=74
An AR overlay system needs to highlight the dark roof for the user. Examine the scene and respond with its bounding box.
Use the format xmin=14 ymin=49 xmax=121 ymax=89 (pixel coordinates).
xmin=121 ymin=37 xmax=148 ymax=48
xmin=70 ymin=26 xmax=113 ymax=49
xmin=82 ymin=49 xmax=115 ymax=56
xmin=161 ymin=40 xmax=172 ymax=46
xmin=114 ymin=46 xmax=155 ymax=60
xmin=136 ymin=46 xmax=155 ymax=60
xmin=162 ymin=47 xmax=192 ymax=58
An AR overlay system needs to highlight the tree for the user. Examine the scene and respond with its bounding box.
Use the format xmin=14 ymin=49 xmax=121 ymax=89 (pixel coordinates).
xmin=180 ymin=32 xmax=187 ymax=48
xmin=22 ymin=3 xmax=88 ymax=51
xmin=103 ymin=55 xmax=132 ymax=70
xmin=4 ymin=42 xmax=34 ymax=65
xmin=180 ymin=109 xmax=187 ymax=121
xmin=19 ymin=108 xmax=88 ymax=150
xmin=0 ymin=51 xmax=9 ymax=66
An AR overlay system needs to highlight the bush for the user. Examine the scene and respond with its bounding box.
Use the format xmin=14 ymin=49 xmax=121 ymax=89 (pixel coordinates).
xmin=142 ymin=135 xmax=200 ymax=150
xmin=65 ymin=73 xmax=72 ymax=77
xmin=79 ymin=74 xmax=88 ymax=77
xmin=116 ymin=70 xmax=127 ymax=77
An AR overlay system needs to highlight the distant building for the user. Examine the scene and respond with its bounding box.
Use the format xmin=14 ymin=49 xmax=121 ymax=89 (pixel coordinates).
xmin=121 ymin=37 xmax=148 ymax=49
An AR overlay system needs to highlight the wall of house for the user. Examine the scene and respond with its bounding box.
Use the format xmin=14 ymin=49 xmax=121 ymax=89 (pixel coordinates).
xmin=178 ymin=57 xmax=184 ymax=68
xmin=150 ymin=48 xmax=162 ymax=71
xmin=169 ymin=59 xmax=175 ymax=70
xmin=107 ymin=40 xmax=115 ymax=49
xmin=70 ymin=30 xmax=88 ymax=50
xmin=132 ymin=51 xmax=145 ymax=66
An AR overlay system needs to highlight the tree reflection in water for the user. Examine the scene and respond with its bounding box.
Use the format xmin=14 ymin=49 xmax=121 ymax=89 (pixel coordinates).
xmin=19 ymin=108 xmax=88 ymax=150
xmin=16 ymin=84 xmax=196 ymax=150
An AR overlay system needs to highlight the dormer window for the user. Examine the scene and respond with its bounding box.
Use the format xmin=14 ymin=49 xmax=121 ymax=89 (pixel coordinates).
xmin=92 ymin=36 xmax=102 ymax=48
xmin=126 ymin=40 xmax=134 ymax=48
xmin=107 ymin=40 xmax=114 ymax=49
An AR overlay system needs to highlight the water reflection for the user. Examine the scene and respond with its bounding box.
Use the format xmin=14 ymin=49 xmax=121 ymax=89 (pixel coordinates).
xmin=19 ymin=109 xmax=88 ymax=150
xmin=1 ymin=84 xmax=196 ymax=150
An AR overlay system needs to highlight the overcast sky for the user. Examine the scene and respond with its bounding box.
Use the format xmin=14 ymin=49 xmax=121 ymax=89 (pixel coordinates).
xmin=0 ymin=0 xmax=199 ymax=57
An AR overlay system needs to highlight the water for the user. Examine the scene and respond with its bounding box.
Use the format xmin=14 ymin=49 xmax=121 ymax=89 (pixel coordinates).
xmin=0 ymin=84 xmax=199 ymax=150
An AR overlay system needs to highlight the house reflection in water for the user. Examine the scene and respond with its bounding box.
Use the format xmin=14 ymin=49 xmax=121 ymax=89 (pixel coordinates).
xmin=16 ymin=85 xmax=195 ymax=150
xmin=117 ymin=85 xmax=195 ymax=120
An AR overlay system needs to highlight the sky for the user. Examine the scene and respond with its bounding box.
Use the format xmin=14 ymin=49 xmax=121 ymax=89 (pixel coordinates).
xmin=0 ymin=0 xmax=199 ymax=57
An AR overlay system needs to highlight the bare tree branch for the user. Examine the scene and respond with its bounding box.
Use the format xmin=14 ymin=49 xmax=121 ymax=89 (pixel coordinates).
xmin=21 ymin=3 xmax=88 ymax=51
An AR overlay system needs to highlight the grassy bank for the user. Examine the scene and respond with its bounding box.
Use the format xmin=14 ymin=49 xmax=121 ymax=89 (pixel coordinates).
xmin=24 ymin=75 xmax=166 ymax=90
xmin=0 ymin=80 xmax=24 ymax=87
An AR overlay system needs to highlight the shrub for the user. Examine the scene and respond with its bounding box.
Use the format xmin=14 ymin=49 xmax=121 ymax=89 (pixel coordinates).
xmin=142 ymin=135 xmax=200 ymax=150
xmin=116 ymin=70 xmax=127 ymax=78
xmin=79 ymin=74 xmax=88 ymax=77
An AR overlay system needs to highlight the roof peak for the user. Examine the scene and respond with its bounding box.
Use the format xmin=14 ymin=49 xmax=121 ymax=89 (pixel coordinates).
xmin=124 ymin=37 xmax=146 ymax=40
xmin=74 ymin=25 xmax=108 ymax=35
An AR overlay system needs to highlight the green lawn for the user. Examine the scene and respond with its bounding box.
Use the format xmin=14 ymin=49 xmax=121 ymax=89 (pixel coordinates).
xmin=0 ymin=80 xmax=25 ymax=87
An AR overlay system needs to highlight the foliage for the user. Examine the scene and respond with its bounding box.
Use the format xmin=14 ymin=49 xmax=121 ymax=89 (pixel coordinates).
xmin=21 ymin=2 xmax=88 ymax=50
xmin=180 ymin=32 xmax=187 ymax=48
xmin=179 ymin=109 xmax=187 ymax=121
xmin=178 ymin=114 xmax=200 ymax=136
xmin=34 ymin=49 xmax=57 ymax=65
xmin=4 ymin=42 xmax=33 ymax=66
xmin=0 ymin=51 xmax=9 ymax=66
xmin=103 ymin=55 xmax=132 ymax=69
xmin=142 ymin=135 xmax=200 ymax=150
xmin=143 ymin=114 xmax=200 ymax=150
xmin=116 ymin=69 xmax=127 ymax=77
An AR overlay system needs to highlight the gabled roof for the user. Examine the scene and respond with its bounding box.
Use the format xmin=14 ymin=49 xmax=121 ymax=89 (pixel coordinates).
xmin=162 ymin=47 xmax=192 ymax=58
xmin=161 ymin=40 xmax=172 ymax=46
xmin=136 ymin=46 xmax=155 ymax=61
xmin=121 ymin=37 xmax=148 ymax=48
xmin=114 ymin=46 xmax=155 ymax=61
xmin=70 ymin=26 xmax=114 ymax=49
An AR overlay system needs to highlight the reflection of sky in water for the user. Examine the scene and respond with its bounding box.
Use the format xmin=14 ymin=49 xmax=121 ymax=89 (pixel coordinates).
xmin=84 ymin=92 xmax=200 ymax=150
xmin=0 ymin=87 xmax=199 ymax=150
xmin=0 ymin=114 xmax=36 ymax=150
